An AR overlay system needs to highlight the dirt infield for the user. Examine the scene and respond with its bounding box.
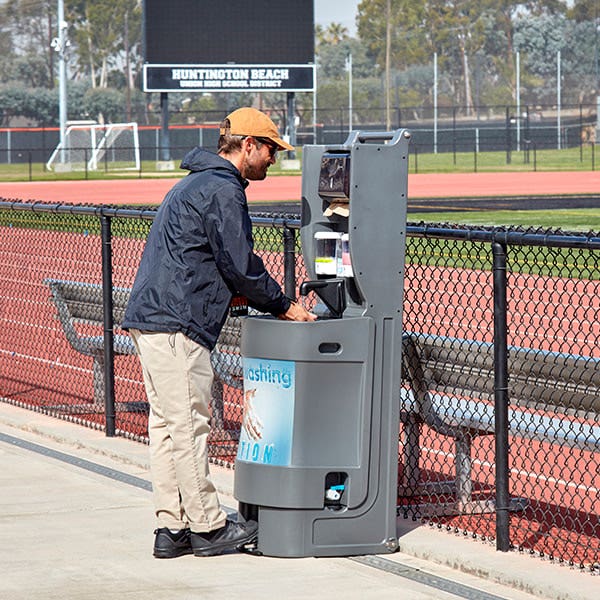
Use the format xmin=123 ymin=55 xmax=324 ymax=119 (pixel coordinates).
xmin=2 ymin=170 xmax=600 ymax=206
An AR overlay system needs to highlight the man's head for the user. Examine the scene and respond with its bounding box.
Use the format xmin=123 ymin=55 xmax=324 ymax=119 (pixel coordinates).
xmin=218 ymin=107 xmax=293 ymax=180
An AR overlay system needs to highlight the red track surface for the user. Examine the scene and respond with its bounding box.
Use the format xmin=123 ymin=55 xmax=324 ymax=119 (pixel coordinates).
xmin=3 ymin=170 xmax=600 ymax=205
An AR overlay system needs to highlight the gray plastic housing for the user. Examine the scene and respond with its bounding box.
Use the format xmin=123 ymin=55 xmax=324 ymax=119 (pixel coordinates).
xmin=234 ymin=129 xmax=410 ymax=557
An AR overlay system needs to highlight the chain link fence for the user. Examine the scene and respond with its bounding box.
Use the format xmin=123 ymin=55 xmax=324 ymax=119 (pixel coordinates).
xmin=0 ymin=200 xmax=598 ymax=571
xmin=399 ymin=225 xmax=600 ymax=571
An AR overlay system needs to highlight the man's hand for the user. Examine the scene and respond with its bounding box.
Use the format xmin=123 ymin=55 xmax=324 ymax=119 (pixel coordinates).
xmin=278 ymin=301 xmax=317 ymax=322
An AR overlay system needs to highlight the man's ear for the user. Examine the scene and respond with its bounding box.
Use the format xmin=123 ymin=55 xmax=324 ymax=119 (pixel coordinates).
xmin=243 ymin=136 xmax=255 ymax=154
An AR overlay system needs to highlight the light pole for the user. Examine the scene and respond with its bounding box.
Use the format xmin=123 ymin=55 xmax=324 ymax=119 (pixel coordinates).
xmin=516 ymin=50 xmax=520 ymax=152
xmin=51 ymin=0 xmax=69 ymax=163
xmin=594 ymin=2 xmax=600 ymax=143
xmin=557 ymin=50 xmax=561 ymax=150
xmin=313 ymin=63 xmax=318 ymax=144
xmin=346 ymin=53 xmax=353 ymax=132
xmin=434 ymin=51 xmax=438 ymax=154
xmin=385 ymin=0 xmax=391 ymax=129
xmin=594 ymin=2 xmax=600 ymax=91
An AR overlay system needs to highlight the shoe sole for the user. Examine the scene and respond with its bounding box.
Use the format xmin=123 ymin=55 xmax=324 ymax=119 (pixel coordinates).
xmin=192 ymin=533 xmax=258 ymax=557
xmin=153 ymin=547 xmax=194 ymax=559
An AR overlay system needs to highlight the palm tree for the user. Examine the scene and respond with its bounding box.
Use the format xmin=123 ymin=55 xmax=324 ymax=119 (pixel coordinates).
xmin=325 ymin=22 xmax=350 ymax=45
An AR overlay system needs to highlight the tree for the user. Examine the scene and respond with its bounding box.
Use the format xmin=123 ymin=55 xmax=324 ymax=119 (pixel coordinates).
xmin=83 ymin=87 xmax=125 ymax=122
xmin=357 ymin=0 xmax=491 ymax=110
xmin=357 ymin=0 xmax=429 ymax=70
xmin=355 ymin=0 xmax=570 ymax=111
xmin=316 ymin=22 xmax=350 ymax=46
xmin=0 ymin=85 xmax=57 ymax=125
xmin=318 ymin=38 xmax=374 ymax=80
xmin=2 ymin=0 xmax=56 ymax=88
xmin=514 ymin=13 xmax=597 ymax=104
xmin=67 ymin=0 xmax=142 ymax=90
xmin=425 ymin=1 xmax=489 ymax=113
xmin=11 ymin=55 xmax=54 ymax=88
xmin=0 ymin=3 xmax=17 ymax=83
xmin=567 ymin=0 xmax=599 ymax=22
xmin=315 ymin=29 xmax=381 ymax=125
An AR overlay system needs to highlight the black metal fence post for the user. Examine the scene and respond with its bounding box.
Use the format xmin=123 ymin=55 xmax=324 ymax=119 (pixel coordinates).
xmin=492 ymin=240 xmax=510 ymax=552
xmin=101 ymin=215 xmax=116 ymax=437
xmin=453 ymin=107 xmax=457 ymax=165
xmin=283 ymin=225 xmax=297 ymax=300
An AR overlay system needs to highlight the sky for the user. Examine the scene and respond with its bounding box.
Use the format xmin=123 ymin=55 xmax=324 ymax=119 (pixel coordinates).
xmin=314 ymin=0 xmax=360 ymax=36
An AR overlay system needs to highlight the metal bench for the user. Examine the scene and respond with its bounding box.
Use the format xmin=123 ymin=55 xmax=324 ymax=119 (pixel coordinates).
xmin=400 ymin=332 xmax=600 ymax=515
xmin=208 ymin=314 xmax=244 ymax=431
xmin=44 ymin=278 xmax=243 ymax=422
xmin=44 ymin=278 xmax=135 ymax=407
xmin=160 ymin=316 xmax=600 ymax=516
xmin=45 ymin=277 xmax=599 ymax=509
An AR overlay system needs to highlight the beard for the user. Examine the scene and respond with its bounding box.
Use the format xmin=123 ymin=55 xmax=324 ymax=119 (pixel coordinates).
xmin=242 ymin=151 xmax=271 ymax=181
xmin=244 ymin=161 xmax=269 ymax=181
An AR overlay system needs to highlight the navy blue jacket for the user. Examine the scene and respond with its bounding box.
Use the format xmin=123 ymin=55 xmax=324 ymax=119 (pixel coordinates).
xmin=122 ymin=147 xmax=290 ymax=350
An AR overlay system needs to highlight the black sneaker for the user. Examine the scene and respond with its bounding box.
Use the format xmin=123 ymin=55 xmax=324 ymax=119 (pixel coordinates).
xmin=191 ymin=518 xmax=258 ymax=557
xmin=153 ymin=528 xmax=193 ymax=558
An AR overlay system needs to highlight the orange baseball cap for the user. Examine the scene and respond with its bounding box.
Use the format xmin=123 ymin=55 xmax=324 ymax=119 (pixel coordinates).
xmin=220 ymin=107 xmax=294 ymax=151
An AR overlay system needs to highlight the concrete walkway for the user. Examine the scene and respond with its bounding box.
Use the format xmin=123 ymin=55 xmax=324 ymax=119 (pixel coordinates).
xmin=0 ymin=402 xmax=596 ymax=600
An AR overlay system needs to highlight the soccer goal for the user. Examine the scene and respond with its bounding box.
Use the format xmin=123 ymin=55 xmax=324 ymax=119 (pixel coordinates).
xmin=46 ymin=122 xmax=140 ymax=172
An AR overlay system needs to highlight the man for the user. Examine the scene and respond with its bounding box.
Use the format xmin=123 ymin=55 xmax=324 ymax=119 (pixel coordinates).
xmin=123 ymin=107 xmax=316 ymax=558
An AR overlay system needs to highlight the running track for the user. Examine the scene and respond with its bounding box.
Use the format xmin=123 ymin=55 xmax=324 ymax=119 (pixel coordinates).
xmin=3 ymin=171 xmax=600 ymax=205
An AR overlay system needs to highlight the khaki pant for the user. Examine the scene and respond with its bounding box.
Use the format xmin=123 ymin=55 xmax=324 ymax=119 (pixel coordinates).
xmin=130 ymin=329 xmax=227 ymax=533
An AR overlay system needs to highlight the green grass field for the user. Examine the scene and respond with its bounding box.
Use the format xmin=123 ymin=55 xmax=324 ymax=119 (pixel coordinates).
xmin=408 ymin=208 xmax=600 ymax=232
xmin=1 ymin=205 xmax=596 ymax=279
xmin=409 ymin=145 xmax=600 ymax=173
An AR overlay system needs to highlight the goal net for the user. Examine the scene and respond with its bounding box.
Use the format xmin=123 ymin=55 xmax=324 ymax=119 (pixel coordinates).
xmin=46 ymin=122 xmax=140 ymax=171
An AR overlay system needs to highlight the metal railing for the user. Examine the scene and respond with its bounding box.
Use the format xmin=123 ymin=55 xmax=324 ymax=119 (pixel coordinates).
xmin=0 ymin=199 xmax=598 ymax=571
